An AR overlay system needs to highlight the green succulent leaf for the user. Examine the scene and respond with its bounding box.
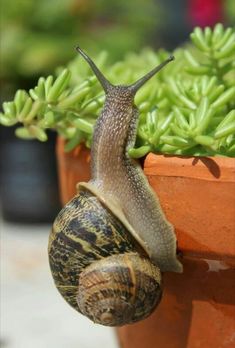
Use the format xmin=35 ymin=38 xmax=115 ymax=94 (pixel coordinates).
xmin=128 ymin=145 xmax=152 ymax=158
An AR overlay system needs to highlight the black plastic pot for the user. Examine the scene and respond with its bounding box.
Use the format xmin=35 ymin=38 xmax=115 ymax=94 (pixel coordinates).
xmin=0 ymin=127 xmax=61 ymax=223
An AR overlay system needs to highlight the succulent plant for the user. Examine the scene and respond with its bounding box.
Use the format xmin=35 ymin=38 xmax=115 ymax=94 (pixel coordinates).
xmin=1 ymin=24 xmax=235 ymax=157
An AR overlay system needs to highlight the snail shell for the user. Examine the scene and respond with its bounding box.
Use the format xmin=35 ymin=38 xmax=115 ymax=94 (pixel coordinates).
xmin=78 ymin=254 xmax=161 ymax=326
xmin=49 ymin=187 xmax=161 ymax=326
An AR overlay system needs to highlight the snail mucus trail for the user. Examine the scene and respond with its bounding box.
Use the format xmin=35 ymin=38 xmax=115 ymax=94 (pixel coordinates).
xmin=48 ymin=46 xmax=183 ymax=327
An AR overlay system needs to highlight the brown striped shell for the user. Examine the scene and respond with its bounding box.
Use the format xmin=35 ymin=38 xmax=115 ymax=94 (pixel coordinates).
xmin=48 ymin=187 xmax=162 ymax=326
xmin=77 ymin=253 xmax=161 ymax=326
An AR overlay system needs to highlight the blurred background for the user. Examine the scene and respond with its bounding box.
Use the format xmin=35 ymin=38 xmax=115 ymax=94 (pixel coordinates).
xmin=0 ymin=0 xmax=234 ymax=347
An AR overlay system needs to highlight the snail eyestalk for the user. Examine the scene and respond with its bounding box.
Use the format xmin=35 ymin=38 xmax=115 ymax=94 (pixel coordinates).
xmin=76 ymin=45 xmax=112 ymax=93
xmin=129 ymin=55 xmax=175 ymax=94
xmin=76 ymin=46 xmax=174 ymax=96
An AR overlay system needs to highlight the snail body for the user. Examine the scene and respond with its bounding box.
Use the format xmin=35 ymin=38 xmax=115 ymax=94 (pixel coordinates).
xmin=49 ymin=47 xmax=182 ymax=326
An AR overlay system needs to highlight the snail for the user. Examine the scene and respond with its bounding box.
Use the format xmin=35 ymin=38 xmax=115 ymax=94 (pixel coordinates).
xmin=48 ymin=47 xmax=183 ymax=327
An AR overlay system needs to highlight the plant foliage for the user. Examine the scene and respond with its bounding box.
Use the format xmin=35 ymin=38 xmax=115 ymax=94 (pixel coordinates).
xmin=1 ymin=24 xmax=235 ymax=157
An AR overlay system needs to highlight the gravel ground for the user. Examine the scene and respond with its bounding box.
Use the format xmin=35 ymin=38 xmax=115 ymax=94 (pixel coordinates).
xmin=0 ymin=219 xmax=119 ymax=348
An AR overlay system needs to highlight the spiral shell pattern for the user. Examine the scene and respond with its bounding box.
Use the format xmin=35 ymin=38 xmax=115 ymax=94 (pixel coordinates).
xmin=48 ymin=189 xmax=161 ymax=325
xmin=49 ymin=189 xmax=141 ymax=311
xmin=77 ymin=253 xmax=161 ymax=326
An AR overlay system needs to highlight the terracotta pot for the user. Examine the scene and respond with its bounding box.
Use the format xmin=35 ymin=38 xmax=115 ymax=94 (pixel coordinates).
xmin=56 ymin=137 xmax=235 ymax=348
xmin=56 ymin=137 xmax=91 ymax=204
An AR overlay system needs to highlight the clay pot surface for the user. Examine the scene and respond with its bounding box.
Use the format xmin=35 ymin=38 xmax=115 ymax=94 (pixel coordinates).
xmin=118 ymin=153 xmax=235 ymax=348
xmin=144 ymin=154 xmax=235 ymax=262
xmin=56 ymin=137 xmax=91 ymax=204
